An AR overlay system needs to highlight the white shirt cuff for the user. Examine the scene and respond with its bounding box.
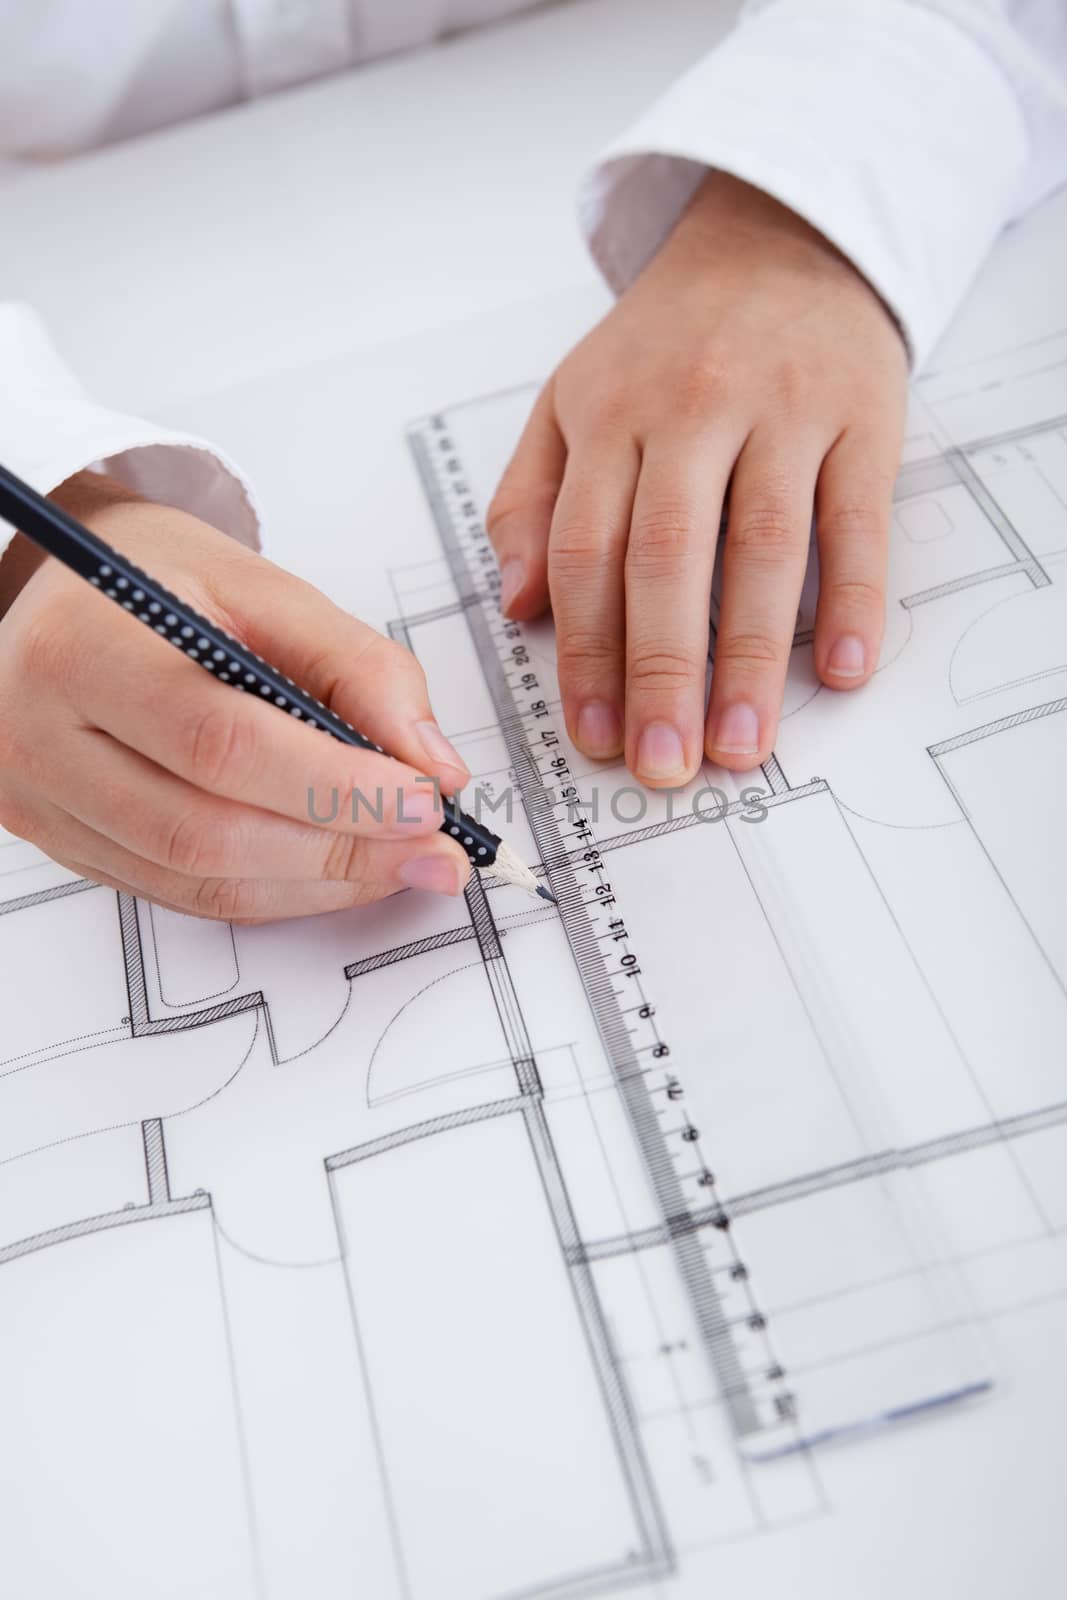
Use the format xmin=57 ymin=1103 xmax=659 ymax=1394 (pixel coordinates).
xmin=577 ymin=0 xmax=1030 ymax=368
xmin=0 ymin=302 xmax=261 ymax=557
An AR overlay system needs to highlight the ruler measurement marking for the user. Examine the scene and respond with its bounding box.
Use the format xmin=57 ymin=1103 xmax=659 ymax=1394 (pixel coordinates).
xmin=410 ymin=416 xmax=797 ymax=1441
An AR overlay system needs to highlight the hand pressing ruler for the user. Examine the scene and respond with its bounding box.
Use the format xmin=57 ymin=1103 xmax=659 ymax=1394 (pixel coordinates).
xmin=408 ymin=409 xmax=801 ymax=1454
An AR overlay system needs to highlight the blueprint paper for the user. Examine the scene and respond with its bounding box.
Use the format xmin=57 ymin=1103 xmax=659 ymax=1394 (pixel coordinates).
xmin=2 ymin=216 xmax=1067 ymax=1596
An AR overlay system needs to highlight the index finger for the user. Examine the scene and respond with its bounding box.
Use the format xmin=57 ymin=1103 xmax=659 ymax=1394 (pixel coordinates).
xmin=198 ymin=553 xmax=472 ymax=794
xmin=69 ymin=598 xmax=445 ymax=837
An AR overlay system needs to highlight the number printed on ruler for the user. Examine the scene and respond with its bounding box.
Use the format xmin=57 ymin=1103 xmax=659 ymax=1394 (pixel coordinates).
xmin=420 ymin=414 xmax=797 ymax=1443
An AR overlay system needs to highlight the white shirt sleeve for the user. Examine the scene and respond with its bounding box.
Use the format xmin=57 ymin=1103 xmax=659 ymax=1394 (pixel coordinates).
xmin=578 ymin=0 xmax=1067 ymax=368
xmin=0 ymin=0 xmax=550 ymax=158
xmin=0 ymin=303 xmax=261 ymax=560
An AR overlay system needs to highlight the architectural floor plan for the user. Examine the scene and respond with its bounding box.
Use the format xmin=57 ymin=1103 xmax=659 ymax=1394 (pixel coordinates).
xmin=2 ymin=285 xmax=1065 ymax=1594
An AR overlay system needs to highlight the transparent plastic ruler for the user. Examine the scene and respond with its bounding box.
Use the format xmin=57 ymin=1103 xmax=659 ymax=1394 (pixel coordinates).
xmin=408 ymin=405 xmax=990 ymax=1460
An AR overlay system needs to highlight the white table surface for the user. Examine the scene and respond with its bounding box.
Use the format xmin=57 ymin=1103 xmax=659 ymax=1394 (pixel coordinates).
xmin=0 ymin=0 xmax=735 ymax=416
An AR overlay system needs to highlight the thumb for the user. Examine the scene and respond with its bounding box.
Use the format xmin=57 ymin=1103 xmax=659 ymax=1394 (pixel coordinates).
xmin=486 ymin=379 xmax=566 ymax=621
xmin=207 ymin=554 xmax=471 ymax=794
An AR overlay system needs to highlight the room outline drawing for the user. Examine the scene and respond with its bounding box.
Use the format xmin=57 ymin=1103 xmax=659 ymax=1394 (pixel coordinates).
xmin=1 ymin=323 xmax=1065 ymax=1599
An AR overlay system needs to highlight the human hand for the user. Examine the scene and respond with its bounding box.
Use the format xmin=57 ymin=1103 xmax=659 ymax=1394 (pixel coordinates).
xmin=487 ymin=171 xmax=908 ymax=783
xmin=0 ymin=473 xmax=472 ymax=921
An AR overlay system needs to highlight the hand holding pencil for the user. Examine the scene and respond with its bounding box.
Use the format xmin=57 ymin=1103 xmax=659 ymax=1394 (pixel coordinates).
xmin=0 ymin=470 xmax=500 ymax=922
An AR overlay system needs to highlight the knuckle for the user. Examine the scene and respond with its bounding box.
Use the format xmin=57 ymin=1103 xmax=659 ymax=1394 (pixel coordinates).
xmin=819 ymin=501 xmax=883 ymax=542
xmin=771 ymin=358 xmax=814 ymax=413
xmin=729 ymin=502 xmax=802 ymax=561
xmin=826 ymin=576 xmax=884 ymax=613
xmin=14 ymin=607 xmax=74 ymax=687
xmin=355 ymin=631 xmax=399 ymax=670
xmin=185 ymin=705 xmax=259 ymax=793
xmin=188 ymin=875 xmax=255 ymax=923
xmin=160 ymin=810 xmax=228 ymax=877
xmin=321 ymin=830 xmax=368 ymax=884
xmin=294 ymin=611 xmax=399 ymax=707
xmin=557 ymin=625 xmax=620 ymax=675
xmin=297 ymin=642 xmax=347 ymax=706
xmin=341 ymin=877 xmax=388 ymax=909
xmin=674 ymin=356 xmax=727 ymax=420
xmin=628 ymin=647 xmax=704 ymax=693
xmin=630 ymin=503 xmax=693 ymax=562
xmin=392 ymin=638 xmax=425 ymax=688
xmin=551 ymin=521 xmax=607 ymax=575
xmin=715 ymin=631 xmax=783 ymax=673
xmin=357 ymin=633 xmax=423 ymax=694
xmin=586 ymin=387 xmax=631 ymax=432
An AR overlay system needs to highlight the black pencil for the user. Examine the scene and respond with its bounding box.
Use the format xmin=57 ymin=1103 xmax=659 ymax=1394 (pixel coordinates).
xmin=0 ymin=462 xmax=554 ymax=903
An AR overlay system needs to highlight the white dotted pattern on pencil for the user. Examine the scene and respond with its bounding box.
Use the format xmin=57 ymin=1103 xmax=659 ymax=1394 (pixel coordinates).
xmin=88 ymin=554 xmax=504 ymax=869
xmin=89 ymin=556 xmax=385 ymax=745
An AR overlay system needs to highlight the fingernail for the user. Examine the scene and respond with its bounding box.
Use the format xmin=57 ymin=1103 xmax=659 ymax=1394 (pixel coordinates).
xmin=398 ymin=854 xmax=466 ymax=896
xmin=416 ymin=719 xmax=467 ymax=776
xmin=826 ymin=634 xmax=866 ymax=678
xmin=499 ymin=558 xmax=525 ymax=612
xmin=712 ymin=703 xmax=760 ymax=756
xmin=636 ymin=721 xmax=686 ymax=781
xmin=576 ymin=700 xmax=622 ymax=757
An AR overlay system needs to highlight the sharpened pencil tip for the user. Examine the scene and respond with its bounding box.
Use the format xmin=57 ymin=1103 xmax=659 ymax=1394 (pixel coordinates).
xmin=536 ymin=885 xmax=558 ymax=905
